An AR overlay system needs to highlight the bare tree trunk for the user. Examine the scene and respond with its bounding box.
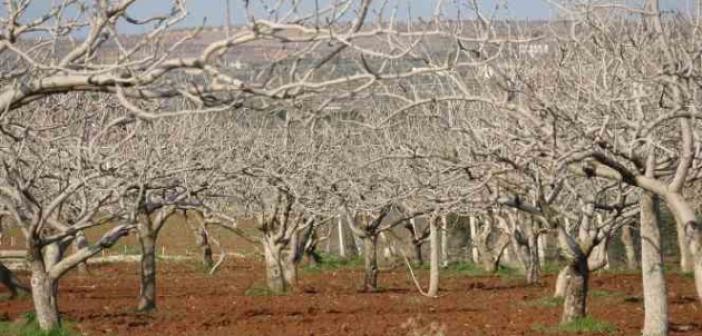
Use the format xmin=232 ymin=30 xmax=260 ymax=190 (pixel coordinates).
xmin=481 ymin=257 xmax=498 ymax=273
xmin=676 ymin=220 xmax=694 ymax=273
xmin=525 ymin=233 xmax=540 ymax=284
xmin=561 ymin=256 xmax=588 ymax=324
xmin=337 ymin=215 xmax=346 ymax=258
xmin=185 ymin=211 xmax=213 ymax=268
xmin=554 ymin=266 xmax=569 ymax=298
xmin=428 ymin=218 xmax=439 ymax=297
xmin=410 ymin=218 xmax=424 ymax=265
xmin=641 ymin=192 xmax=668 ymax=336
xmin=282 ymin=256 xmax=297 ymax=288
xmin=620 ymin=224 xmax=638 ymax=270
xmin=588 ymin=236 xmax=610 ymax=271
xmin=29 ymin=251 xmax=59 ymax=331
xmin=74 ymin=231 xmax=89 ymax=274
xmin=469 ymin=216 xmax=479 ymax=263
xmin=283 ymin=230 xmax=298 ymax=287
xmin=502 ymin=244 xmax=514 ymax=265
xmin=362 ymin=235 xmax=379 ymax=292
xmin=538 ymin=233 xmax=546 ymax=267
xmin=0 ymin=261 xmax=29 ymax=298
xmin=664 ymin=192 xmax=702 ymax=304
xmin=440 ymin=215 xmax=449 ymax=268
xmin=413 ymin=240 xmax=423 ymax=265
xmin=137 ymin=231 xmax=157 ymax=311
xmin=198 ymin=227 xmax=214 ymax=268
xmin=694 ymin=250 xmax=702 ymax=305
xmin=262 ymin=239 xmax=286 ymax=293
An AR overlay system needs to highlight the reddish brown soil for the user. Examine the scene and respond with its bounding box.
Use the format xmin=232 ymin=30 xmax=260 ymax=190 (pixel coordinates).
xmin=1 ymin=260 xmax=700 ymax=336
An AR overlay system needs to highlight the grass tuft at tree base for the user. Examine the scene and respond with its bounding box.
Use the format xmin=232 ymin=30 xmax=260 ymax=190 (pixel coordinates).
xmin=524 ymin=296 xmax=564 ymax=308
xmin=302 ymin=253 xmax=363 ymax=274
xmin=443 ymin=261 xmax=484 ymax=276
xmin=244 ymin=283 xmax=286 ymax=297
xmin=532 ymin=316 xmax=616 ymax=334
xmin=0 ymin=312 xmax=78 ymax=336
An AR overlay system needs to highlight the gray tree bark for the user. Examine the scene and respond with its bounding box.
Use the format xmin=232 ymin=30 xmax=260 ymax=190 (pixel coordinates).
xmin=428 ymin=217 xmax=439 ymax=297
xmin=198 ymin=227 xmax=214 ymax=268
xmin=640 ymin=192 xmax=668 ymax=336
xmin=29 ymin=247 xmax=59 ymax=330
xmin=561 ymin=256 xmax=588 ymax=324
xmin=621 ymin=224 xmax=638 ymax=270
xmin=263 ymin=238 xmax=286 ymax=293
xmin=676 ymin=220 xmax=694 ymax=273
xmin=469 ymin=216 xmax=480 ymax=263
xmin=337 ymin=215 xmax=346 ymax=258
xmin=554 ymin=266 xmax=569 ymax=298
xmin=362 ymin=235 xmax=379 ymax=292
xmin=440 ymin=215 xmax=449 ymax=268
xmin=73 ymin=231 xmax=90 ymax=274
xmin=538 ymin=233 xmax=547 ymax=267
xmin=664 ymin=192 xmax=702 ymax=303
xmin=0 ymin=261 xmax=29 ymax=298
xmin=283 ymin=230 xmax=298 ymax=287
xmin=137 ymin=230 xmax=157 ymax=311
xmin=557 ymin=223 xmax=589 ymax=324
xmin=525 ymin=232 xmax=540 ymax=284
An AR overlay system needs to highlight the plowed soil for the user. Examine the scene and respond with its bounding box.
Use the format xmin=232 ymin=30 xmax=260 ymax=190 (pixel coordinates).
xmin=1 ymin=259 xmax=700 ymax=336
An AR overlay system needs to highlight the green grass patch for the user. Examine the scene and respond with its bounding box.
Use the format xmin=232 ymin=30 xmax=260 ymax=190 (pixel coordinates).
xmin=589 ymin=289 xmax=623 ymax=298
xmin=542 ymin=262 xmax=564 ymax=275
xmin=600 ymin=267 xmax=639 ymax=275
xmin=0 ymin=312 xmax=78 ymax=336
xmin=443 ymin=262 xmax=485 ymax=276
xmin=680 ymin=271 xmax=695 ymax=280
xmin=443 ymin=262 xmax=520 ymax=282
xmin=532 ymin=316 xmax=616 ymax=334
xmin=524 ymin=296 xmax=564 ymax=308
xmin=495 ymin=265 xmax=519 ymax=280
xmin=302 ymin=253 xmax=363 ymax=274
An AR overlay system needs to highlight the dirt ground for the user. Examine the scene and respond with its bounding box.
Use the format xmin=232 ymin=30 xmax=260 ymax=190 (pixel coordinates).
xmin=1 ymin=258 xmax=700 ymax=336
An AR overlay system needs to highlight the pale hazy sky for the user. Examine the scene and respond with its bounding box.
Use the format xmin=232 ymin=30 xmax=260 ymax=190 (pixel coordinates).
xmin=9 ymin=0 xmax=689 ymax=33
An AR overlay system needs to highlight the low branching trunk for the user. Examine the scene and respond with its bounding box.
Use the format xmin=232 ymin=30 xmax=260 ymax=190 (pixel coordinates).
xmin=641 ymin=192 xmax=668 ymax=336
xmin=186 ymin=211 xmax=213 ymax=268
xmin=538 ymin=234 xmax=547 ymax=268
xmin=29 ymin=245 xmax=59 ymax=331
xmin=556 ymin=223 xmax=591 ymax=324
xmin=561 ymin=256 xmax=588 ymax=324
xmin=676 ymin=221 xmax=694 ymax=273
xmin=337 ymin=215 xmax=347 ymax=258
xmin=195 ymin=227 xmax=214 ymax=268
xmin=665 ymin=192 xmax=702 ymax=303
xmin=413 ymin=240 xmax=423 ymax=265
xmin=362 ymin=235 xmax=379 ymax=292
xmin=73 ymin=232 xmax=90 ymax=274
xmin=137 ymin=231 xmax=157 ymax=311
xmin=469 ymin=216 xmax=480 ymax=264
xmin=0 ymin=261 xmax=29 ymax=298
xmin=31 ymin=268 xmax=59 ymax=330
xmin=440 ymin=216 xmax=449 ymax=268
xmin=428 ymin=218 xmax=439 ymax=297
xmin=507 ymin=213 xmax=540 ymax=284
xmin=475 ymin=216 xmax=509 ymax=273
xmin=554 ymin=266 xmax=569 ymax=298
xmin=25 ymin=224 xmax=129 ymax=332
xmin=621 ymin=224 xmax=638 ymax=270
xmin=283 ymin=230 xmax=299 ymax=287
xmin=263 ymin=238 xmax=287 ymax=293
xmin=524 ymin=239 xmax=540 ymax=284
